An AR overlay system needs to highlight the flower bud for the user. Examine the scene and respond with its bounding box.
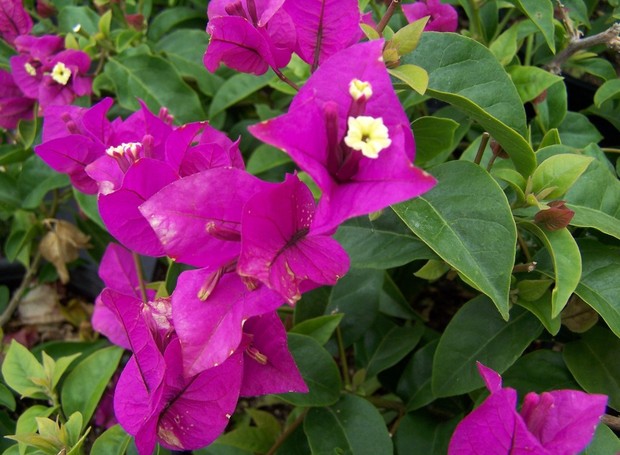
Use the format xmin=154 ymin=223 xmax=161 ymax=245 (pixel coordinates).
xmin=534 ymin=200 xmax=575 ymax=231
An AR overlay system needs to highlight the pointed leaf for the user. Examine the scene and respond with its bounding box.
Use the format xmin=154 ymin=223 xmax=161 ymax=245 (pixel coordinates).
xmin=208 ymin=73 xmax=276 ymax=119
xmin=388 ymin=64 xmax=429 ymax=95
xmin=290 ymin=314 xmax=343 ymax=345
xmin=396 ymin=340 xmax=438 ymax=412
xmin=304 ymin=394 xmax=393 ymax=454
xmin=563 ymin=326 xmax=620 ymax=411
xmin=61 ymin=346 xmax=124 ymax=429
xmin=90 ymin=425 xmax=132 ymax=455
xmin=507 ymin=0 xmax=556 ymax=52
xmin=432 ymin=296 xmax=542 ymax=397
xmin=1 ymin=341 xmax=46 ymax=400
xmin=394 ymin=411 xmax=461 ymax=455
xmin=531 ymin=154 xmax=594 ymax=200
xmin=394 ymin=161 xmax=517 ymax=319
xmin=365 ymin=323 xmax=424 ymax=378
xmin=402 ymin=32 xmax=535 ymax=176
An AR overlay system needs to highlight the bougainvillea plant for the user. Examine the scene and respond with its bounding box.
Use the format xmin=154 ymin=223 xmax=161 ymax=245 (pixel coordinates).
xmin=1 ymin=0 xmax=620 ymax=454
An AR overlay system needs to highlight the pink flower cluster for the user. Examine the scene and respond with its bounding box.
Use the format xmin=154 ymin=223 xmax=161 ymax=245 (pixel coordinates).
xmin=0 ymin=0 xmax=92 ymax=129
xmin=35 ymin=35 xmax=436 ymax=452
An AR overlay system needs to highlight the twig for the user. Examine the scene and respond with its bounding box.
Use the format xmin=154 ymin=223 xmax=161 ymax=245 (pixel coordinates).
xmin=336 ymin=326 xmax=351 ymax=389
xmin=266 ymin=409 xmax=308 ymax=455
xmin=376 ymin=0 xmax=400 ymax=36
xmin=602 ymin=414 xmax=620 ymax=432
xmin=546 ymin=22 xmax=620 ymax=74
xmin=132 ymin=252 xmax=149 ymax=304
xmin=273 ymin=68 xmax=300 ymax=91
xmin=0 ymin=252 xmax=42 ymax=327
xmin=473 ymin=132 xmax=490 ymax=165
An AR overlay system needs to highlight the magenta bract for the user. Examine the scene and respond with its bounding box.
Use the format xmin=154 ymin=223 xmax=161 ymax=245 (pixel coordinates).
xmin=0 ymin=68 xmax=34 ymax=129
xmin=249 ymin=40 xmax=436 ymax=231
xmin=237 ymin=173 xmax=350 ymax=304
xmin=448 ymin=362 xmax=608 ymax=455
xmin=0 ymin=0 xmax=33 ymax=46
xmin=402 ymin=0 xmax=459 ymax=33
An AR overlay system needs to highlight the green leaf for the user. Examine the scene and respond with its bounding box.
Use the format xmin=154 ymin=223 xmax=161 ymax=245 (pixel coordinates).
xmin=57 ymin=6 xmax=100 ymax=35
xmin=276 ymin=334 xmax=340 ymax=407
xmin=208 ymin=72 xmax=276 ymax=119
xmin=325 ymin=269 xmax=383 ymax=347
xmin=507 ymin=66 xmax=563 ymax=103
xmin=507 ymin=0 xmax=556 ymax=52
xmin=61 ymin=346 xmax=124 ymax=429
xmin=104 ymin=52 xmax=206 ymax=123
xmin=50 ymin=353 xmax=81 ymax=391
xmin=393 ymin=411 xmax=460 ymax=455
xmin=0 ymin=144 xmax=31 ymax=166
xmin=516 ymin=291 xmax=561 ymax=335
xmin=72 ymin=188 xmax=106 ymax=230
xmin=503 ymin=349 xmax=579 ymax=396
xmin=571 ymin=240 xmax=620 ymax=338
xmin=565 ymin=158 xmax=620 ymax=240
xmin=489 ymin=26 xmax=519 ymax=66
xmin=364 ymin=322 xmax=424 ymax=378
xmin=90 ymin=425 xmax=132 ymax=455
xmin=432 ymin=296 xmax=542 ymax=397
xmin=155 ymin=29 xmax=224 ymax=98
xmin=0 ymin=384 xmax=15 ymax=411
xmin=531 ymin=153 xmax=593 ymax=200
xmin=556 ymin=112 xmax=602 ymax=148
xmin=388 ymin=64 xmax=429 ymax=95
xmin=594 ymin=79 xmax=620 ymax=108
xmin=403 ymin=32 xmax=536 ymax=176
xmin=1 ymin=341 xmax=46 ymax=400
xmin=333 ymin=211 xmax=436 ymax=269
xmin=218 ymin=410 xmax=279 ymax=453
xmin=536 ymin=80 xmax=568 ymax=130
xmin=17 ymin=116 xmax=38 ymax=150
xmin=411 ymin=116 xmax=459 ymax=167
xmin=304 ymin=394 xmax=393 ymax=454
xmin=396 ymin=340 xmax=438 ymax=411
xmin=290 ymin=314 xmax=343 ymax=346
xmin=21 ymin=173 xmax=69 ymax=210
xmin=147 ymin=7 xmax=205 ymax=41
xmin=393 ymin=161 xmax=517 ymax=319
xmin=13 ymin=405 xmax=55 ymax=455
xmin=522 ymin=221 xmax=581 ymax=317
xmin=246 ymin=144 xmax=291 ymax=175
xmin=539 ymin=128 xmax=562 ymax=148
xmin=389 ymin=17 xmax=428 ymax=56
xmin=563 ymin=326 xmax=620 ymax=411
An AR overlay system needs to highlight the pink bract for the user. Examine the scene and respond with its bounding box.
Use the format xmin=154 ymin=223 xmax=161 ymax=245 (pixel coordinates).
xmin=402 ymin=0 xmax=458 ymax=33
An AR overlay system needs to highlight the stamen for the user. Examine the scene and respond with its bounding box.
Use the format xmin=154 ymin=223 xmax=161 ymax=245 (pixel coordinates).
xmin=246 ymin=346 xmax=268 ymax=365
xmin=24 ymin=62 xmax=37 ymax=77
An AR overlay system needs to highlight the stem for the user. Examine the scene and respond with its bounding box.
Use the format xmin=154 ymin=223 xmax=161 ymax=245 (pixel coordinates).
xmin=266 ymin=409 xmax=308 ymax=455
xmin=491 ymin=8 xmax=515 ymax=42
xmin=512 ymin=262 xmax=537 ymax=273
xmin=273 ymin=69 xmax=299 ymax=91
xmin=467 ymin=0 xmax=484 ymax=43
xmin=486 ymin=153 xmax=498 ymax=172
xmin=602 ymin=414 xmax=620 ymax=432
xmin=545 ymin=23 xmax=620 ymax=74
xmin=365 ymin=396 xmax=406 ymax=412
xmin=336 ymin=326 xmax=351 ymax=389
xmin=524 ymin=34 xmax=534 ymax=67
xmin=473 ymin=132 xmax=490 ymax=165
xmin=132 ymin=252 xmax=149 ymax=304
xmin=517 ymin=230 xmax=533 ymax=263
xmin=0 ymin=252 xmax=42 ymax=327
xmin=376 ymin=0 xmax=400 ymax=37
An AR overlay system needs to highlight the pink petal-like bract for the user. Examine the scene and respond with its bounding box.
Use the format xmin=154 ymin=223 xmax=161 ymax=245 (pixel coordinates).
xmin=284 ymin=0 xmax=361 ymax=68
xmin=402 ymin=0 xmax=458 ymax=33
xmin=237 ymin=174 xmax=349 ymax=304
xmin=249 ymin=40 xmax=436 ymax=232
xmin=140 ymin=167 xmax=275 ymax=267
xmin=171 ymin=266 xmax=282 ymax=376
xmin=0 ymin=69 xmax=34 ymax=129
xmin=0 ymin=0 xmax=33 ymax=46
xmin=240 ymin=312 xmax=308 ymax=396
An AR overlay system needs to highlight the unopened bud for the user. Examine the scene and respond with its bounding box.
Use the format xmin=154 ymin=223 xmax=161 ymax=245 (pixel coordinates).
xmin=125 ymin=13 xmax=145 ymax=31
xmin=534 ymin=200 xmax=575 ymax=231
xmin=36 ymin=0 xmax=57 ymax=18
xmin=490 ymin=139 xmax=509 ymax=159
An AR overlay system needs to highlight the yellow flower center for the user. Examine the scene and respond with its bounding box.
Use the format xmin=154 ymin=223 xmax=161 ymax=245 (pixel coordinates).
xmin=24 ymin=62 xmax=37 ymax=77
xmin=349 ymin=79 xmax=373 ymax=100
xmin=343 ymin=116 xmax=391 ymax=159
xmin=51 ymin=62 xmax=72 ymax=85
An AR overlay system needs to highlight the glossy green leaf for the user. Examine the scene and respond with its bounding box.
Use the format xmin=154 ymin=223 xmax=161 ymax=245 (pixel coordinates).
xmin=522 ymin=221 xmax=581 ymax=317
xmin=379 ymin=274 xmax=420 ymax=321
xmin=403 ymin=32 xmax=535 ymax=176
xmin=557 ymin=112 xmax=602 ymax=148
xmin=565 ymin=160 xmax=620 ymax=240
xmin=276 ymin=334 xmax=340 ymax=407
xmin=72 ymin=188 xmax=106 ymax=230
xmin=104 ymin=52 xmax=206 ymax=123
xmin=411 ymin=116 xmax=459 ymax=167
xmin=0 ymin=144 xmax=31 ymax=166
xmin=396 ymin=340 xmax=438 ymax=411
xmin=304 ymin=394 xmax=393 ymax=454
xmin=58 ymin=6 xmax=100 ymax=35
xmin=594 ymin=78 xmax=620 ymax=108
xmin=394 ymin=411 xmax=460 ymax=455
xmin=246 ymin=144 xmax=291 ymax=175
xmin=507 ymin=66 xmax=563 ymax=103
xmin=432 ymin=296 xmax=542 ymax=397
xmin=502 ymin=350 xmax=579 ymax=396
xmin=147 ymin=7 xmax=205 ymax=41
xmin=531 ymin=154 xmax=593 ymax=200
xmin=325 ymin=269 xmax=383 ymax=347
xmin=1 ymin=341 xmax=46 ymax=400
xmin=333 ymin=211 xmax=436 ymax=269
xmin=516 ymin=291 xmax=561 ymax=335
xmin=0 ymin=384 xmax=15 ymax=411
xmin=389 ymin=17 xmax=428 ymax=56
xmin=539 ymin=128 xmax=562 ymax=148
xmin=209 ymin=72 xmax=276 ymax=119
xmin=364 ymin=322 xmax=424 ymax=378
xmin=290 ymin=314 xmax=343 ymax=346
xmin=388 ymin=64 xmax=428 ymax=95
xmin=17 ymin=116 xmax=38 ymax=150
xmin=90 ymin=425 xmax=132 ymax=455
xmin=13 ymin=405 xmax=55 ymax=455
xmin=21 ymin=174 xmax=69 ymax=210
xmin=61 ymin=346 xmax=124 ymax=429
xmin=563 ymin=326 xmax=620 ymax=411
xmin=536 ymin=80 xmax=568 ymax=131
xmin=155 ymin=29 xmax=224 ymax=97
xmin=572 ymin=240 xmax=620 ymax=338
xmin=218 ymin=410 xmax=279 ymax=453
xmin=507 ymin=0 xmax=555 ymax=51
xmin=394 ymin=161 xmax=517 ymax=319
xmin=489 ymin=26 xmax=519 ymax=66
